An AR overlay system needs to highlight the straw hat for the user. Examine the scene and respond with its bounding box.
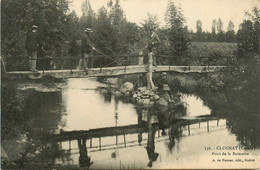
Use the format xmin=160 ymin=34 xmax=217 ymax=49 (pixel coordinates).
xmin=163 ymin=84 xmax=170 ymax=91
xmin=32 ymin=25 xmax=38 ymax=29
xmin=84 ymin=28 xmax=93 ymax=33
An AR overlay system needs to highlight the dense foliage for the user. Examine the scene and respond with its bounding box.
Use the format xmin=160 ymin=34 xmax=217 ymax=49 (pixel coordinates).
xmin=205 ymin=6 xmax=260 ymax=116
xmin=165 ymin=1 xmax=190 ymax=56
xmin=1 ymin=0 xmax=71 ymax=71
xmin=1 ymin=0 xmax=258 ymax=70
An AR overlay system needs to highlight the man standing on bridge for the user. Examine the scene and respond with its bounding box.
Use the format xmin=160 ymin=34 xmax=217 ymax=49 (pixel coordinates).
xmin=25 ymin=25 xmax=39 ymax=72
xmin=146 ymin=28 xmax=161 ymax=89
xmin=80 ymin=28 xmax=95 ymax=74
xmin=147 ymin=28 xmax=160 ymax=67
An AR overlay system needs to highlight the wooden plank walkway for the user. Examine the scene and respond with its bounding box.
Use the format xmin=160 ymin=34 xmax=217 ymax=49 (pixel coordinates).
xmin=6 ymin=65 xmax=225 ymax=78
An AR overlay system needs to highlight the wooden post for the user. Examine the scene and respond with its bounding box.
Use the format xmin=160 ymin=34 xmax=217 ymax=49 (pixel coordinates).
xmin=69 ymin=140 xmax=71 ymax=150
xmin=217 ymin=119 xmax=219 ymax=126
xmin=70 ymin=58 xmax=73 ymax=74
xmin=138 ymin=51 xmax=143 ymax=65
xmin=207 ymin=121 xmax=209 ymax=132
xmin=146 ymin=52 xmax=155 ymax=89
xmin=124 ymin=56 xmax=127 ymax=72
xmin=124 ymin=134 xmax=126 ymax=148
xmin=91 ymin=57 xmax=94 ymax=68
xmin=90 ymin=138 xmax=92 ymax=148
xmin=100 ymin=57 xmax=103 ymax=73
xmin=116 ymin=135 xmax=118 ymax=145
xmin=43 ymin=58 xmax=45 ymax=75
xmin=207 ymin=57 xmax=210 ymax=71
xmin=99 ymin=137 xmax=101 ymax=151
xmin=1 ymin=56 xmax=6 ymax=74
xmin=199 ymin=121 xmax=200 ymax=128
xmin=188 ymin=124 xmax=190 ymax=136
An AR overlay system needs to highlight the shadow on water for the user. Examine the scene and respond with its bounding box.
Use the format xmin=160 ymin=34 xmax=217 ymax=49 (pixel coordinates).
xmin=2 ymin=77 xmax=260 ymax=169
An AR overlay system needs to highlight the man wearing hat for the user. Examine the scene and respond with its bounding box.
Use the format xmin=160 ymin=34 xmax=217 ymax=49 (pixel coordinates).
xmin=158 ymin=72 xmax=168 ymax=94
xmin=147 ymin=28 xmax=160 ymax=66
xmin=25 ymin=25 xmax=39 ymax=72
xmin=80 ymin=28 xmax=95 ymax=73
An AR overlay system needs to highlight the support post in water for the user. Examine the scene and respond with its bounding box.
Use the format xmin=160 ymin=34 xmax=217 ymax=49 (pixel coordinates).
xmin=99 ymin=137 xmax=101 ymax=151
xmin=188 ymin=124 xmax=190 ymax=136
xmin=124 ymin=134 xmax=126 ymax=148
xmin=207 ymin=120 xmax=209 ymax=132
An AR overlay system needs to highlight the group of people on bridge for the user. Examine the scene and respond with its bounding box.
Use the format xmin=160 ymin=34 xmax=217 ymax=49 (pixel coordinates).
xmin=25 ymin=25 xmax=161 ymax=73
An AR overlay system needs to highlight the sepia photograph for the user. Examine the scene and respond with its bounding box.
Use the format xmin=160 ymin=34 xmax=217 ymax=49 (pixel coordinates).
xmin=1 ymin=0 xmax=260 ymax=169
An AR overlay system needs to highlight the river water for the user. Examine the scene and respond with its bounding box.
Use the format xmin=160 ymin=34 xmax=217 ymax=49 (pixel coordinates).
xmin=2 ymin=77 xmax=260 ymax=169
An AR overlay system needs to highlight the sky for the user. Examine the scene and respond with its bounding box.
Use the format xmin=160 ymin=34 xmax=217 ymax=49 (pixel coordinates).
xmin=69 ymin=0 xmax=259 ymax=32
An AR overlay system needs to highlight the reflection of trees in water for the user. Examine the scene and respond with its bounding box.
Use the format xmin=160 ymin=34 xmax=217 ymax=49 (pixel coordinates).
xmin=226 ymin=116 xmax=260 ymax=148
xmin=187 ymin=82 xmax=260 ymax=148
xmin=25 ymin=91 xmax=63 ymax=138
xmin=1 ymin=86 xmax=70 ymax=168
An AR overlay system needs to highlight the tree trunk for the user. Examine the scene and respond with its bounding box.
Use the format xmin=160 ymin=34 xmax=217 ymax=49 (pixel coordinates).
xmin=146 ymin=52 xmax=155 ymax=89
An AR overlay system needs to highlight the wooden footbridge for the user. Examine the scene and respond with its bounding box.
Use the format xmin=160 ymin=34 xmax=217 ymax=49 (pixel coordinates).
xmin=3 ymin=53 xmax=227 ymax=78
xmin=6 ymin=65 xmax=225 ymax=78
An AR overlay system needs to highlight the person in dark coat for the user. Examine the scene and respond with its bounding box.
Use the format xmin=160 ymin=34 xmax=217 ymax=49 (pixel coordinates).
xmin=79 ymin=28 xmax=95 ymax=73
xmin=25 ymin=25 xmax=39 ymax=72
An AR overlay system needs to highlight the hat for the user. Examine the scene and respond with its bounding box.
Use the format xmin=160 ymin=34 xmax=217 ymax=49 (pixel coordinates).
xmin=163 ymin=84 xmax=170 ymax=91
xmin=162 ymin=72 xmax=167 ymax=75
xmin=84 ymin=28 xmax=93 ymax=33
xmin=32 ymin=25 xmax=38 ymax=29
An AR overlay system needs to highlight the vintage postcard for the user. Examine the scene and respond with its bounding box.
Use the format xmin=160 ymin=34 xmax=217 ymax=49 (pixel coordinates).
xmin=1 ymin=0 xmax=259 ymax=169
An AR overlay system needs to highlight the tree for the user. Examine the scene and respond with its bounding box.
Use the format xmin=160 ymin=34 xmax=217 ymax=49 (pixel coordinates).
xmin=91 ymin=0 xmax=140 ymax=59
xmin=165 ymin=1 xmax=190 ymax=57
xmin=211 ymin=19 xmax=217 ymax=41
xmin=93 ymin=6 xmax=114 ymax=55
xmin=237 ymin=20 xmax=258 ymax=55
xmin=245 ymin=5 xmax=260 ymax=54
xmin=217 ymin=18 xmax=225 ymax=42
xmin=80 ymin=0 xmax=95 ymax=29
xmin=226 ymin=21 xmax=236 ymax=42
xmin=1 ymin=0 xmax=71 ymax=71
xmin=64 ymin=10 xmax=81 ymax=40
xmin=196 ymin=20 xmax=203 ymax=41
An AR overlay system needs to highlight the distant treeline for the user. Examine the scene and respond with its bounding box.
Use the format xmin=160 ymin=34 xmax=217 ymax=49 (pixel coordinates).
xmin=190 ymin=19 xmax=237 ymax=42
xmin=1 ymin=0 xmax=259 ymax=70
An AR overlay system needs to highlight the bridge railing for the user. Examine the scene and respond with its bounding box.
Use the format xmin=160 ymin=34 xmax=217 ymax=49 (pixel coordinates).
xmin=21 ymin=51 xmax=229 ymax=74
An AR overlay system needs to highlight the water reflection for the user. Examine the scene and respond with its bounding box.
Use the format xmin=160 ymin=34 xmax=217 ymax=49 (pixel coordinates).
xmin=2 ymin=77 xmax=260 ymax=169
xmin=61 ymin=78 xmax=137 ymax=131
xmin=146 ymin=108 xmax=159 ymax=167
xmin=226 ymin=116 xmax=260 ymax=149
xmin=78 ymin=138 xmax=93 ymax=168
